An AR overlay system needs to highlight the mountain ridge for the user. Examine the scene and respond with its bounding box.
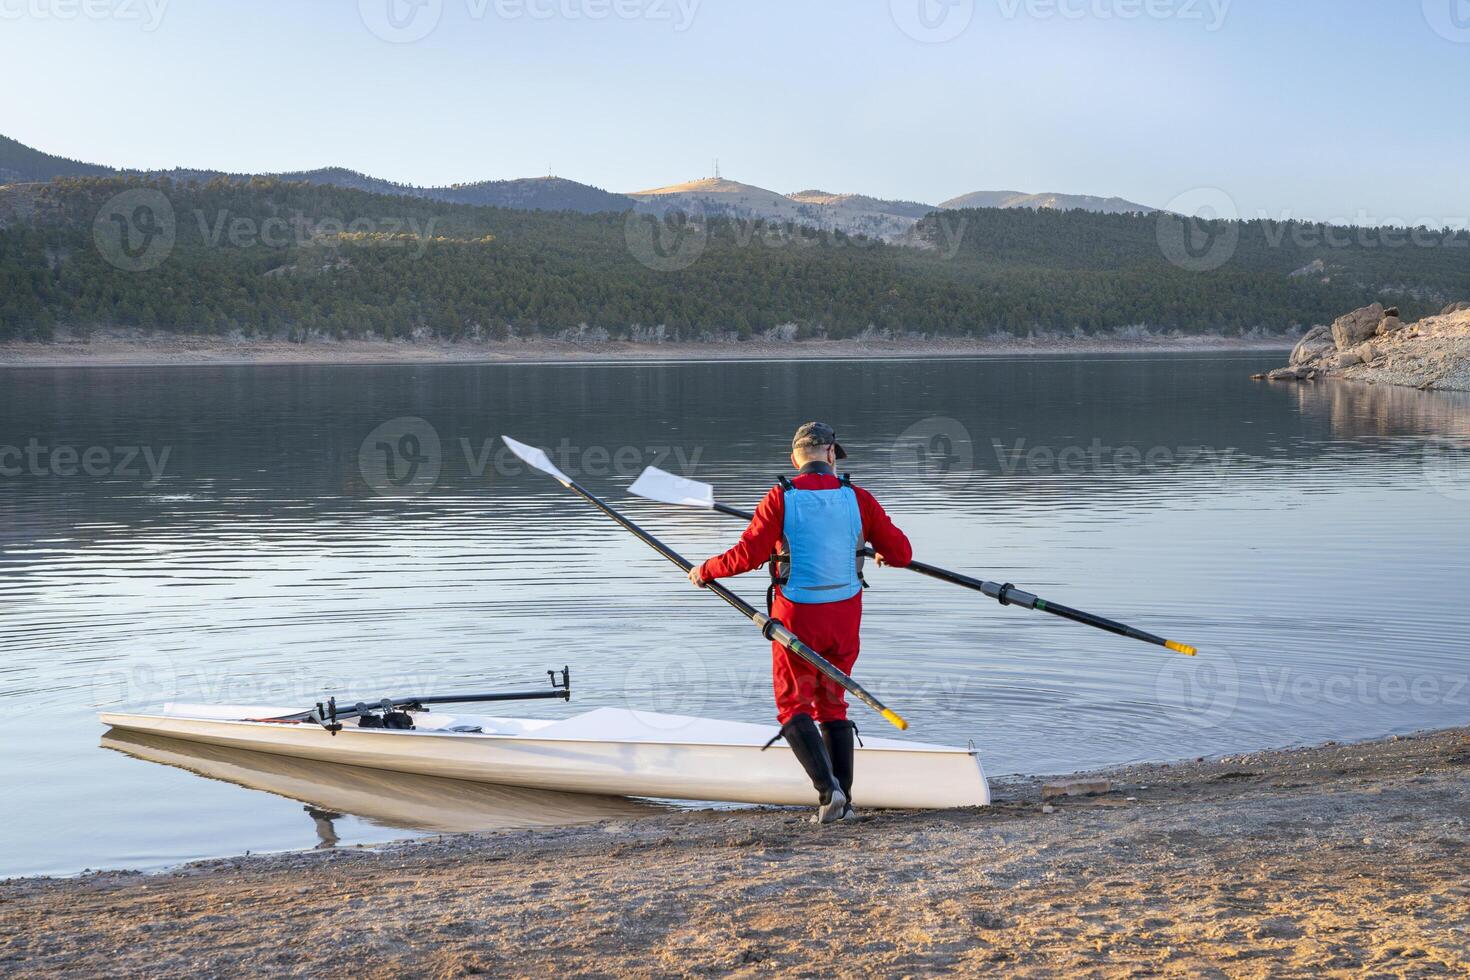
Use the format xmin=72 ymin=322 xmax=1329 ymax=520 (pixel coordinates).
xmin=0 ymin=132 xmax=1159 ymax=235
xmin=939 ymin=189 xmax=1157 ymax=214
xmin=0 ymin=134 xmax=114 ymax=184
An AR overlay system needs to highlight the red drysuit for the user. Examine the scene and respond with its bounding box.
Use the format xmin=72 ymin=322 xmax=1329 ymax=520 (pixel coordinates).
xmin=697 ymin=466 xmax=912 ymax=724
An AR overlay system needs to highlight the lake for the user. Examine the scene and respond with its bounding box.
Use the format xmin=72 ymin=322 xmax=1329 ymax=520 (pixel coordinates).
xmin=3 ymin=353 xmax=1468 ymax=877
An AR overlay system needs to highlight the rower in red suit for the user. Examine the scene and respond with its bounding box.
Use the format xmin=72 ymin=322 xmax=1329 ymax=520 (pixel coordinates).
xmin=688 ymin=422 xmax=912 ymax=823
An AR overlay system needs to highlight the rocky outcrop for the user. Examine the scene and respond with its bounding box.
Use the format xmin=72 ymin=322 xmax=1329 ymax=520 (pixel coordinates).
xmin=1288 ymin=258 xmax=1328 ymax=279
xmin=1289 ymin=324 xmax=1335 ymax=366
xmin=1256 ymin=303 xmax=1470 ymax=392
xmin=1329 ymin=303 xmax=1385 ymax=349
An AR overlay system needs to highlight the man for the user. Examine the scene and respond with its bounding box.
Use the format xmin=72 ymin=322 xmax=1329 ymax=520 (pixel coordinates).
xmin=689 ymin=422 xmax=912 ymax=823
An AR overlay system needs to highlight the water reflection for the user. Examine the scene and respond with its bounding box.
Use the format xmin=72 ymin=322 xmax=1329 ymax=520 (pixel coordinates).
xmin=1287 ymin=378 xmax=1470 ymax=440
xmin=102 ymin=730 xmax=661 ymax=835
xmin=2 ymin=354 xmax=1468 ymax=875
xmin=305 ymin=806 xmax=342 ymax=848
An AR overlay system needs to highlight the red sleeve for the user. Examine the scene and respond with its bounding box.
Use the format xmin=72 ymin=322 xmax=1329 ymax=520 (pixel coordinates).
xmin=698 ymin=486 xmax=785 ymax=580
xmin=856 ymin=487 xmax=912 ymax=568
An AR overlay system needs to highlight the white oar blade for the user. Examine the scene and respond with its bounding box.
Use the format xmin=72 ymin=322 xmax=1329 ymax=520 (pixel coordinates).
xmin=628 ymin=466 xmax=715 ymax=509
xmin=501 ymin=435 xmax=572 ymax=486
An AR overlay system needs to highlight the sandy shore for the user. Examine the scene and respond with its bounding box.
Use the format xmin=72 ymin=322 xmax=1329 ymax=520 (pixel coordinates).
xmin=5 ymin=728 xmax=1468 ymax=977
xmin=0 ymin=334 xmax=1292 ymax=368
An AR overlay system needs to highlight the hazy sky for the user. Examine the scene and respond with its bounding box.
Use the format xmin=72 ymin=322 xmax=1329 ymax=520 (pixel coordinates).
xmin=2 ymin=0 xmax=1466 ymax=223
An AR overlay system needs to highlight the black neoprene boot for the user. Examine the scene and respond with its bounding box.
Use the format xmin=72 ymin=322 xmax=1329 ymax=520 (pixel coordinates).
xmin=820 ymin=719 xmax=857 ymax=811
xmin=780 ymin=714 xmax=847 ymax=823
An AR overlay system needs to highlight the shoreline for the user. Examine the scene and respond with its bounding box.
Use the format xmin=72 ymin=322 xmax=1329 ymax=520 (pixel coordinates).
xmin=1257 ymin=304 xmax=1470 ymax=393
xmin=0 ymin=334 xmax=1292 ymax=369
xmin=6 ymin=725 xmax=1467 ymax=974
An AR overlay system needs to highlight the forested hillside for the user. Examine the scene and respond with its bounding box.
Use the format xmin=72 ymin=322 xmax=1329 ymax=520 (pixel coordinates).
xmin=154 ymin=168 xmax=634 ymax=213
xmin=919 ymin=206 xmax=1470 ymax=280
xmin=0 ymin=135 xmax=113 ymax=184
xmin=1 ymin=176 xmax=1465 ymax=342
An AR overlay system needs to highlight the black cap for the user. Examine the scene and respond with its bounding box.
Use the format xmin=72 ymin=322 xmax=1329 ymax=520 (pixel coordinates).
xmin=792 ymin=421 xmax=847 ymax=460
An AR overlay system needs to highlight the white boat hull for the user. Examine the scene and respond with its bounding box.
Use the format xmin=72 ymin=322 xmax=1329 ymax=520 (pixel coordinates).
xmin=100 ymin=705 xmax=989 ymax=810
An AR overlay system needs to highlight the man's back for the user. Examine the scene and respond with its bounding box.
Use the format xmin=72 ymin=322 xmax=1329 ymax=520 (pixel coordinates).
xmin=697 ymin=467 xmax=912 ymax=590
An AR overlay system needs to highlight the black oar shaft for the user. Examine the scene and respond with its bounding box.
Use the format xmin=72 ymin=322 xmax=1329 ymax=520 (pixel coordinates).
xmin=558 ymin=478 xmax=907 ymax=729
xmin=1024 ymin=598 xmax=1167 ymax=646
xmin=711 ymin=502 xmax=1194 ymax=656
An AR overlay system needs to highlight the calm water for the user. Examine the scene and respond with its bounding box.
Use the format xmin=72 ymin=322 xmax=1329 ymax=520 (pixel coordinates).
xmin=3 ymin=353 xmax=1469 ymax=877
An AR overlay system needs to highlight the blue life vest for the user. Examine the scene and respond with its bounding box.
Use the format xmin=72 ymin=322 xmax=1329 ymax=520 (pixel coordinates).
xmin=770 ymin=473 xmax=865 ymax=605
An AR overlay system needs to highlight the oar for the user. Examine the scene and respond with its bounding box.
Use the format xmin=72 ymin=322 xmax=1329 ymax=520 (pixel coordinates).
xmin=627 ymin=466 xmax=1198 ymax=657
xmin=502 ymin=437 xmax=910 ymax=730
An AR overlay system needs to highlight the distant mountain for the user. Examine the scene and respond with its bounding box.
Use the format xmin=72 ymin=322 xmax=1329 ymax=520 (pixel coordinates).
xmin=135 ymin=166 xmax=433 ymax=201
xmin=786 ymin=189 xmax=936 ymax=220
xmin=439 ymin=177 xmax=633 ymax=213
xmin=627 ymin=180 xmax=1158 ymax=240
xmin=0 ymin=132 xmax=1157 ymax=230
xmin=630 ymin=177 xmax=794 ymax=210
xmin=180 ymin=167 xmax=634 ymax=212
xmin=0 ymin=134 xmax=113 ymax=183
xmin=0 ymin=135 xmax=632 ymax=215
xmin=271 ymin=167 xmax=427 ymax=197
xmin=629 ymin=177 xmax=935 ymax=242
xmin=939 ymin=190 xmax=1157 ymax=215
xmin=144 ymin=166 xmax=632 ymax=213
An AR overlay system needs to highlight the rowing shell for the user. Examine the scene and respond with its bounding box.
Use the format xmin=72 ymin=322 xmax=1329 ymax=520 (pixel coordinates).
xmin=100 ymin=704 xmax=990 ymax=810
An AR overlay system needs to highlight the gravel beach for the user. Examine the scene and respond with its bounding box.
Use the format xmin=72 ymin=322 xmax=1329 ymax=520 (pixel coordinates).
xmin=5 ymin=727 xmax=1468 ymax=977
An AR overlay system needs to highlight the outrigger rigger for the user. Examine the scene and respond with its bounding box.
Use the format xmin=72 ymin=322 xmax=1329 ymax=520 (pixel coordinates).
xmin=275 ymin=668 xmax=572 ymax=732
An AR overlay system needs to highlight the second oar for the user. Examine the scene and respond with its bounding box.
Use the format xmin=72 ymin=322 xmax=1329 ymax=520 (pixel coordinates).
xmin=627 ymin=465 xmax=1197 ymax=657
